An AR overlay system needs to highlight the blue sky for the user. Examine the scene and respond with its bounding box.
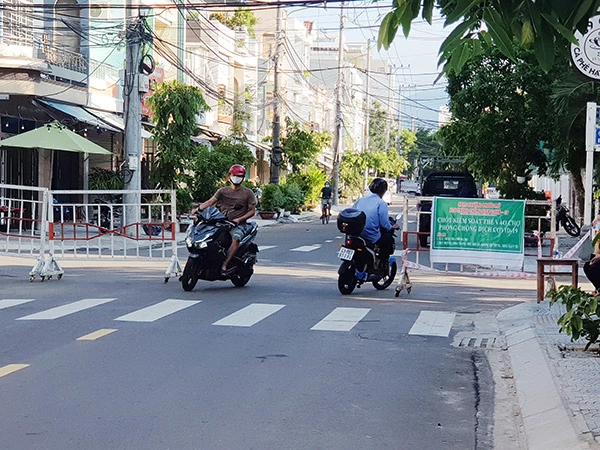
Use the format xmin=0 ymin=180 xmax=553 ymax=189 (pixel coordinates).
xmin=290 ymin=3 xmax=452 ymax=130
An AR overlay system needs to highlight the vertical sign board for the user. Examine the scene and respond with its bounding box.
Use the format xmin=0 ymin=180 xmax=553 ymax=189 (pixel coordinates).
xmin=430 ymin=198 xmax=525 ymax=270
xmin=572 ymin=15 xmax=600 ymax=225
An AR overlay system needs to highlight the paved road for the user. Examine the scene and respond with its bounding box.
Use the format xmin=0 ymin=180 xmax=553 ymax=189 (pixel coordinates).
xmin=0 ymin=211 xmax=529 ymax=450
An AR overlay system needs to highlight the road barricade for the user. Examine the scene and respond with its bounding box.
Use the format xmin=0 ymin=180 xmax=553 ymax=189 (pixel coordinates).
xmin=1 ymin=185 xmax=183 ymax=282
xmin=0 ymin=184 xmax=50 ymax=279
xmin=395 ymin=195 xmax=560 ymax=296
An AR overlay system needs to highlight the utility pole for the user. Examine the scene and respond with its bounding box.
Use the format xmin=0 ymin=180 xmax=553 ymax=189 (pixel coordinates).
xmin=363 ymin=39 xmax=371 ymax=192
xmin=270 ymin=5 xmax=283 ymax=185
xmin=385 ymin=65 xmax=394 ymax=151
xmin=332 ymin=3 xmax=344 ymax=206
xmin=123 ymin=4 xmax=144 ymax=227
xmin=176 ymin=0 xmax=184 ymax=82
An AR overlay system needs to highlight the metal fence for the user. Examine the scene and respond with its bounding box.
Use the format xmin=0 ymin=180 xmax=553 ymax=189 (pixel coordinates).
xmin=0 ymin=185 xmax=182 ymax=282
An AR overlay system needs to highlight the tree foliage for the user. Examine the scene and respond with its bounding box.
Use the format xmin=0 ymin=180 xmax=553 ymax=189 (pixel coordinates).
xmin=281 ymin=117 xmax=331 ymax=172
xmin=378 ymin=0 xmax=600 ymax=74
xmin=439 ymin=43 xmax=560 ymax=195
xmin=210 ymin=8 xmax=258 ymax=38
xmin=148 ymin=80 xmax=209 ymax=191
xmin=188 ymin=138 xmax=255 ymax=204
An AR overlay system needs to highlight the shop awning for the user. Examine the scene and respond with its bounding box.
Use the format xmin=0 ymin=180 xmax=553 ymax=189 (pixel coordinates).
xmin=85 ymin=108 xmax=153 ymax=140
xmin=0 ymin=121 xmax=112 ymax=155
xmin=38 ymin=100 xmax=121 ymax=133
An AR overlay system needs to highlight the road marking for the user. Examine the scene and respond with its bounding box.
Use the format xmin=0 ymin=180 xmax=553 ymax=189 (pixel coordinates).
xmin=114 ymin=299 xmax=201 ymax=322
xmin=258 ymin=245 xmax=276 ymax=251
xmin=311 ymin=307 xmax=371 ymax=331
xmin=408 ymin=311 xmax=456 ymax=337
xmin=290 ymin=244 xmax=322 ymax=252
xmin=325 ymin=239 xmax=334 ymax=243
xmin=213 ymin=303 xmax=285 ymax=327
xmin=16 ymin=298 xmax=118 ymax=320
xmin=0 ymin=364 xmax=29 ymax=378
xmin=0 ymin=299 xmax=35 ymax=310
xmin=77 ymin=329 xmax=118 ymax=341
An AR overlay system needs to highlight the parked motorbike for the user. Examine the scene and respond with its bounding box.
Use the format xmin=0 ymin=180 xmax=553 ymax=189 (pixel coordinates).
xmin=336 ymin=208 xmax=397 ymax=295
xmin=553 ymin=195 xmax=581 ymax=237
xmin=180 ymin=207 xmax=259 ymax=291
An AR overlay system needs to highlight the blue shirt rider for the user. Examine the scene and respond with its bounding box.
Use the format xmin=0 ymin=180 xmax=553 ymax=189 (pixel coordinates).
xmin=353 ymin=178 xmax=399 ymax=257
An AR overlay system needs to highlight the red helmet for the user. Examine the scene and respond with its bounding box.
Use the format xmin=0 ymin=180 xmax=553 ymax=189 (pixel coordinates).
xmin=229 ymin=164 xmax=246 ymax=177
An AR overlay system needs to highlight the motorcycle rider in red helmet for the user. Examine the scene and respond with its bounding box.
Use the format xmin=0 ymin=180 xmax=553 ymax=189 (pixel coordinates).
xmin=196 ymin=164 xmax=256 ymax=275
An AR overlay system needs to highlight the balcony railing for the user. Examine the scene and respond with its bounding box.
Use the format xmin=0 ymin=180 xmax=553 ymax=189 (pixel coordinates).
xmin=0 ymin=35 xmax=121 ymax=84
xmin=38 ymin=39 xmax=88 ymax=74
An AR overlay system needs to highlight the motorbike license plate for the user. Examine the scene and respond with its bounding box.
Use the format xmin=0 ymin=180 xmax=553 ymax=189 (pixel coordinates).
xmin=337 ymin=247 xmax=355 ymax=261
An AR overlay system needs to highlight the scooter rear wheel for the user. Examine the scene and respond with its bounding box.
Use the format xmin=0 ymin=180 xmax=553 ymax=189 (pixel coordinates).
xmin=338 ymin=262 xmax=357 ymax=295
xmin=230 ymin=268 xmax=253 ymax=287
xmin=562 ymin=216 xmax=581 ymax=237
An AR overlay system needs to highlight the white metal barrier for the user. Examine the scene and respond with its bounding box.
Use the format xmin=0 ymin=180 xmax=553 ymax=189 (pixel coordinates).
xmin=0 ymin=184 xmax=50 ymax=279
xmin=1 ymin=185 xmax=182 ymax=282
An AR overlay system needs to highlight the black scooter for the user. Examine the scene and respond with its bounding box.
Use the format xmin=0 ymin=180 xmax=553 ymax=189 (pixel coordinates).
xmin=180 ymin=207 xmax=258 ymax=291
xmin=336 ymin=208 xmax=397 ymax=295
xmin=553 ymin=196 xmax=580 ymax=237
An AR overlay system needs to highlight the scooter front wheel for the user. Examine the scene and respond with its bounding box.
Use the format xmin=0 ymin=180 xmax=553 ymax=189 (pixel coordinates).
xmin=181 ymin=258 xmax=199 ymax=291
xmin=373 ymin=260 xmax=397 ymax=290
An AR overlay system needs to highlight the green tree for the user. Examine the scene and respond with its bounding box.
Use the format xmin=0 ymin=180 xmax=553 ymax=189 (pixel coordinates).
xmin=544 ymin=44 xmax=600 ymax=215
xmin=186 ymin=138 xmax=255 ymax=205
xmin=340 ymin=150 xmax=368 ymax=201
xmin=378 ymin=0 xmax=600 ymax=74
xmin=148 ymin=80 xmax=209 ymax=209
xmin=438 ymin=43 xmax=559 ymax=196
xmin=281 ymin=117 xmax=331 ymax=173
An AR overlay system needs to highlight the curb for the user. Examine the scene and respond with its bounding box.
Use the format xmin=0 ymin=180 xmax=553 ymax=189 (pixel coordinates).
xmin=497 ymin=303 xmax=591 ymax=450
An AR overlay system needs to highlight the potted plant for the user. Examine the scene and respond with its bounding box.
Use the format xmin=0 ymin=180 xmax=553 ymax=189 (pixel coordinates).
xmin=259 ymin=184 xmax=284 ymax=219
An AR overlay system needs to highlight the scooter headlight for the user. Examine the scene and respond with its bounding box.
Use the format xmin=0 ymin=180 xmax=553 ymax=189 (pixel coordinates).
xmin=185 ymin=237 xmax=193 ymax=247
xmin=198 ymin=241 xmax=208 ymax=249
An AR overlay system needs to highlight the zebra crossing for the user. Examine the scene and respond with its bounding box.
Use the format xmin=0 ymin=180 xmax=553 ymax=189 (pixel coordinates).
xmin=1 ymin=297 xmax=457 ymax=336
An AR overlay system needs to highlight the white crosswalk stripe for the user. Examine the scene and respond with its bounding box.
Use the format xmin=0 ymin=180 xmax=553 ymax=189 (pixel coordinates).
xmin=114 ymin=299 xmax=201 ymax=322
xmin=6 ymin=296 xmax=458 ymax=338
xmin=213 ymin=303 xmax=285 ymax=327
xmin=408 ymin=311 xmax=456 ymax=337
xmin=290 ymin=244 xmax=322 ymax=252
xmin=16 ymin=298 xmax=117 ymax=320
xmin=258 ymin=245 xmax=277 ymax=251
xmin=311 ymin=307 xmax=371 ymax=332
xmin=0 ymin=299 xmax=35 ymax=310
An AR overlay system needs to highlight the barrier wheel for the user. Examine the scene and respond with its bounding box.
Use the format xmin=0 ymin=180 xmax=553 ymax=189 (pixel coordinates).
xmin=29 ymin=276 xmax=35 ymax=282
xmin=57 ymin=274 xmax=63 ymax=280
xmin=40 ymin=276 xmax=46 ymax=282
xmin=164 ymin=277 xmax=169 ymax=284
xmin=407 ymin=286 xmax=412 ymax=294
xmin=395 ymin=288 xmax=401 ymax=297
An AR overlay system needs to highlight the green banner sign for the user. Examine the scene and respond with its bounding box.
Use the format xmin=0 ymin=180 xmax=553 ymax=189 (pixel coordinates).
xmin=432 ymin=198 xmax=525 ymax=253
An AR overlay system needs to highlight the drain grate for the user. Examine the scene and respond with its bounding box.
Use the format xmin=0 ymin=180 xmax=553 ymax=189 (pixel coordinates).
xmin=456 ymin=336 xmax=498 ymax=349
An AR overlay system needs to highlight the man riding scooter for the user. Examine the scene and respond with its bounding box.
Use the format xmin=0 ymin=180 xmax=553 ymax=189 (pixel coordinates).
xmin=195 ymin=164 xmax=256 ymax=276
xmin=353 ymin=178 xmax=400 ymax=275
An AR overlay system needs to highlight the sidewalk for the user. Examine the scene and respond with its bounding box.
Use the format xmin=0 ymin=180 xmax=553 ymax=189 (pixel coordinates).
xmin=495 ymin=230 xmax=600 ymax=449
